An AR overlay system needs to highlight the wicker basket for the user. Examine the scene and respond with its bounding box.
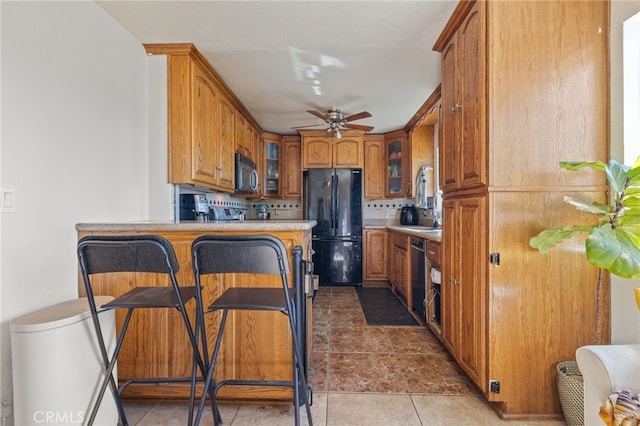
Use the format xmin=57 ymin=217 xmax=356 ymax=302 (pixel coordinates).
xmin=556 ymin=361 xmax=584 ymax=426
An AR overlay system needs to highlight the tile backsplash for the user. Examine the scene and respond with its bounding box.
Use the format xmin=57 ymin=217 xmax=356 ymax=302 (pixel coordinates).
xmin=178 ymin=185 xmax=435 ymax=224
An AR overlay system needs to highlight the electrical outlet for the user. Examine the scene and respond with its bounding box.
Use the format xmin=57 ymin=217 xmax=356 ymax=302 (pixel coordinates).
xmin=0 ymin=188 xmax=15 ymax=213
xmin=389 ymin=208 xmax=396 ymax=217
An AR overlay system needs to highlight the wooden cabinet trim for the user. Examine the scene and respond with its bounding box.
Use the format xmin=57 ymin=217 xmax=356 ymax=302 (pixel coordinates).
xmin=146 ymin=43 xmax=262 ymax=132
xmin=433 ymin=0 xmax=477 ymax=52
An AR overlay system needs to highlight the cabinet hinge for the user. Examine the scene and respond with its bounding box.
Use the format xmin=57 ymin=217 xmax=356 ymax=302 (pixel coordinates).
xmin=489 ymin=253 xmax=500 ymax=266
xmin=489 ymin=380 xmax=500 ymax=394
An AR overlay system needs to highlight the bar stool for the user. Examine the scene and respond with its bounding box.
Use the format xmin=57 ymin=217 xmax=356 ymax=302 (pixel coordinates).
xmin=77 ymin=235 xmax=211 ymax=426
xmin=191 ymin=234 xmax=313 ymax=426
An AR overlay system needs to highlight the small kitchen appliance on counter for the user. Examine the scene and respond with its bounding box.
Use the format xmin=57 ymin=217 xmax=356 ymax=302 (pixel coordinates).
xmin=256 ymin=204 xmax=270 ymax=220
xmin=400 ymin=206 xmax=419 ymax=225
xmin=180 ymin=194 xmax=211 ymax=221
xmin=210 ymin=205 xmax=241 ymax=221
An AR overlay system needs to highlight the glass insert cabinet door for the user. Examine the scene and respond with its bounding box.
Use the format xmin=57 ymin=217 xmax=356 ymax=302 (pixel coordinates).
xmin=265 ymin=142 xmax=280 ymax=196
xmin=387 ymin=140 xmax=403 ymax=194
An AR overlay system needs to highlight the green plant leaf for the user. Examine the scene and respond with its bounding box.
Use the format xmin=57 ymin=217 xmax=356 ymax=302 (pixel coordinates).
xmin=586 ymin=225 xmax=640 ymax=278
xmin=529 ymin=226 xmax=593 ymax=254
xmin=604 ymin=159 xmax=629 ymax=195
xmin=560 ymin=160 xmax=607 ymax=172
xmin=563 ymin=196 xmax=610 ymax=214
xmin=628 ymin=156 xmax=640 ymax=181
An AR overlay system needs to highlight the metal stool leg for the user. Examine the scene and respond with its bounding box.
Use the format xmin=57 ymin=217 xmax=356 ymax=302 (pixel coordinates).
xmin=195 ymin=309 xmax=228 ymax=426
xmin=87 ymin=308 xmax=134 ymax=426
xmin=288 ymin=306 xmax=313 ymax=426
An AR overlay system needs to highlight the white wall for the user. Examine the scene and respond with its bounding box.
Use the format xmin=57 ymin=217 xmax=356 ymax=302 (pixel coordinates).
xmin=611 ymin=0 xmax=640 ymax=344
xmin=0 ymin=0 xmax=157 ymax=411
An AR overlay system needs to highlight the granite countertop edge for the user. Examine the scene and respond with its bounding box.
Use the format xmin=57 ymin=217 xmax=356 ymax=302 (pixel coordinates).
xmin=76 ymin=220 xmax=317 ymax=232
xmin=380 ymin=225 xmax=442 ymax=242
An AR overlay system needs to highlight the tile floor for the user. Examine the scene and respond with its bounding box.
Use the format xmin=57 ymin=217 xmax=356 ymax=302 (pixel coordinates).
xmin=123 ymin=285 xmax=565 ymax=425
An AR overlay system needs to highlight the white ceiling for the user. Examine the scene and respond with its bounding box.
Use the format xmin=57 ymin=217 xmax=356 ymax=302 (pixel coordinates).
xmin=98 ymin=1 xmax=457 ymax=135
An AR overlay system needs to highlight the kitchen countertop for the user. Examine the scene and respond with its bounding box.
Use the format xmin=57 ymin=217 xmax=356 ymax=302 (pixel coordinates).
xmin=76 ymin=220 xmax=316 ymax=232
xmin=76 ymin=221 xmax=439 ymax=241
xmin=384 ymin=225 xmax=442 ymax=242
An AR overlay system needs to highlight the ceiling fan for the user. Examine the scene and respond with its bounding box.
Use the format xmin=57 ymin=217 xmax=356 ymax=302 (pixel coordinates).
xmin=292 ymin=107 xmax=374 ymax=139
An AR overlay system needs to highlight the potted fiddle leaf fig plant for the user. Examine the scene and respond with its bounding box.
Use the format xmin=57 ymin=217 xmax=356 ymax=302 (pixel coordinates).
xmin=529 ymin=157 xmax=640 ymax=426
xmin=530 ymin=157 xmax=640 ymax=279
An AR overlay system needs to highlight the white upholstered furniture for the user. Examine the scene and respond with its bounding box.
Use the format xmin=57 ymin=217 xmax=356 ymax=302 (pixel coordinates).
xmin=576 ymin=344 xmax=640 ymax=426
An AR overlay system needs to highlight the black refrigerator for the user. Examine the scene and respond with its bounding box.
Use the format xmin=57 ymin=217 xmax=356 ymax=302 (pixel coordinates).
xmin=304 ymin=168 xmax=362 ymax=285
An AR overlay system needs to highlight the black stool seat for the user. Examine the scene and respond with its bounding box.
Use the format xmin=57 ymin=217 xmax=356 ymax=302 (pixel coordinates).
xmin=208 ymin=287 xmax=290 ymax=311
xmin=102 ymin=286 xmax=197 ymax=309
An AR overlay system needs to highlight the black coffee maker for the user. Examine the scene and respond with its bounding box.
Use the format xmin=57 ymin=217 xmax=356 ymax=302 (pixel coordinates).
xmin=179 ymin=194 xmax=210 ymax=221
xmin=400 ymin=206 xmax=419 ymax=225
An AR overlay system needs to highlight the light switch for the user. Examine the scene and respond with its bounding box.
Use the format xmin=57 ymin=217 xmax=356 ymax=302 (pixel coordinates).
xmin=0 ymin=188 xmax=15 ymax=213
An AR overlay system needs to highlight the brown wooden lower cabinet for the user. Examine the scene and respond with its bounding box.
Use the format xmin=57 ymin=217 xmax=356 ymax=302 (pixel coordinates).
xmin=439 ymin=190 xmax=610 ymax=419
xmin=77 ymin=227 xmax=311 ymax=402
xmin=363 ymin=229 xmax=388 ymax=281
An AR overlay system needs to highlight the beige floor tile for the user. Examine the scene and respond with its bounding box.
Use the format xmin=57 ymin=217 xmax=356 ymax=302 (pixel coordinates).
xmin=412 ymin=394 xmax=502 ymax=425
xmin=131 ymin=400 xmax=237 ymax=425
xmin=327 ymin=393 xmax=421 ymax=426
xmin=122 ymin=401 xmax=155 ymax=424
xmin=411 ymin=394 xmax=565 ymax=426
xmin=226 ymin=394 xmax=322 ymax=426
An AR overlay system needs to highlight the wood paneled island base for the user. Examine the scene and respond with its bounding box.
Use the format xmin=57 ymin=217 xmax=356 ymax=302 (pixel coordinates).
xmin=76 ymin=221 xmax=315 ymax=403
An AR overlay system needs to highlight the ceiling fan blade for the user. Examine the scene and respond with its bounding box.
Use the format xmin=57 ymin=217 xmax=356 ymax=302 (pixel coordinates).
xmin=307 ymin=110 xmax=328 ymax=121
xmin=343 ymin=111 xmax=372 ymax=122
xmin=343 ymin=123 xmax=374 ymax=132
xmin=291 ymin=123 xmax=326 ymax=130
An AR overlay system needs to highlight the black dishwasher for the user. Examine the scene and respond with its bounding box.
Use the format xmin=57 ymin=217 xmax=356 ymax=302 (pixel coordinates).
xmin=410 ymin=237 xmax=426 ymax=322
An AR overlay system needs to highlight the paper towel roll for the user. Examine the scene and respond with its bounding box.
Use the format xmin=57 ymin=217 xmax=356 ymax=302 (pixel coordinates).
xmin=431 ymin=267 xmax=441 ymax=284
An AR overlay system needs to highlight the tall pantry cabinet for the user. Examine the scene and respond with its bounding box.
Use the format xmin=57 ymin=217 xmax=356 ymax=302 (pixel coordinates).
xmin=435 ymin=0 xmax=609 ymax=419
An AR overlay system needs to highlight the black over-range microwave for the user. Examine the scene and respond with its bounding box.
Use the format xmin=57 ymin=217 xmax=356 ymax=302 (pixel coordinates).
xmin=235 ymin=152 xmax=258 ymax=194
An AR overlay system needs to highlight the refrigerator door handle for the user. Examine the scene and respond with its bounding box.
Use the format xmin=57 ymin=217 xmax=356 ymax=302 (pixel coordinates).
xmin=333 ymin=173 xmax=340 ymax=235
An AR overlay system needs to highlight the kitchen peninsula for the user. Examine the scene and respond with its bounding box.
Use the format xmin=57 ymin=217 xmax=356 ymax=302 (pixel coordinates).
xmin=76 ymin=220 xmax=315 ymax=402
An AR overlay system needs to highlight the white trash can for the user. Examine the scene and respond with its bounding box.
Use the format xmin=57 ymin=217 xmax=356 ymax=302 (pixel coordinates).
xmin=10 ymin=296 xmax=119 ymax=426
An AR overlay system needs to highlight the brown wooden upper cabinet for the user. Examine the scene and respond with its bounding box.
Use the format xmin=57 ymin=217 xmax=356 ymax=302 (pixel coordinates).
xmin=236 ymin=112 xmax=259 ymax=163
xmin=282 ymin=135 xmax=302 ymax=198
xmin=263 ymin=133 xmax=282 ymax=198
xmin=144 ymin=43 xmax=261 ymax=193
xmin=439 ymin=5 xmax=486 ymax=194
xmin=384 ymin=130 xmax=409 ymax=198
xmin=300 ymin=130 xmax=364 ymax=169
xmin=165 ymin=49 xmax=235 ymax=191
xmin=262 ymin=133 xmax=301 ymax=199
xmin=363 ymin=135 xmax=385 ymax=198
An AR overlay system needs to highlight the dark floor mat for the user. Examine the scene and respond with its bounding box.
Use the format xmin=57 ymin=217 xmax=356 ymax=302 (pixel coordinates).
xmin=356 ymin=287 xmax=419 ymax=326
